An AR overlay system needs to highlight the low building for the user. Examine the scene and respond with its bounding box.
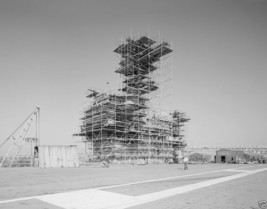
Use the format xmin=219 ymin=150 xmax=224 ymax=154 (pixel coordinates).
xmin=38 ymin=145 xmax=80 ymax=168
xmin=216 ymin=148 xmax=245 ymax=163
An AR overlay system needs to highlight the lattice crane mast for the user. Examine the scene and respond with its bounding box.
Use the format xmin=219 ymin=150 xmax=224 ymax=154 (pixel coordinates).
xmin=0 ymin=107 xmax=40 ymax=167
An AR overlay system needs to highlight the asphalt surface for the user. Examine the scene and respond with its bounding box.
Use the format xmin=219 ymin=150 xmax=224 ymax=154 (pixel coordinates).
xmin=0 ymin=163 xmax=266 ymax=209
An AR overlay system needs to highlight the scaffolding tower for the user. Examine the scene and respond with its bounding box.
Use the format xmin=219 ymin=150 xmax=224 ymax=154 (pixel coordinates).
xmin=76 ymin=36 xmax=190 ymax=164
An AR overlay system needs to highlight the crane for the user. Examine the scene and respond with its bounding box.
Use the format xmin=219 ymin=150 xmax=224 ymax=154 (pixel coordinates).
xmin=0 ymin=107 xmax=40 ymax=167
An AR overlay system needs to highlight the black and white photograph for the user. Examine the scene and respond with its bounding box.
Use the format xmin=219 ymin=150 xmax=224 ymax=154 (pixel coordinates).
xmin=0 ymin=0 xmax=266 ymax=208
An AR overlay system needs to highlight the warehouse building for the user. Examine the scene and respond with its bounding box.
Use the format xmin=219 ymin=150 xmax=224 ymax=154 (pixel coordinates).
xmin=215 ymin=148 xmax=245 ymax=163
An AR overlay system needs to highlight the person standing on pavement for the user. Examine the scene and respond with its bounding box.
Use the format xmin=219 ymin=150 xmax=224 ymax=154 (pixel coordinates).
xmin=183 ymin=156 xmax=189 ymax=170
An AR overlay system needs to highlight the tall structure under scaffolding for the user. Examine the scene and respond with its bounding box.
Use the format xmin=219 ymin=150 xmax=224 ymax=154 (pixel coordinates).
xmin=75 ymin=36 xmax=190 ymax=163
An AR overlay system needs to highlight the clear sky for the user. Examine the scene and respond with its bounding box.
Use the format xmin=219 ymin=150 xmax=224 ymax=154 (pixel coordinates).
xmin=0 ymin=0 xmax=266 ymax=147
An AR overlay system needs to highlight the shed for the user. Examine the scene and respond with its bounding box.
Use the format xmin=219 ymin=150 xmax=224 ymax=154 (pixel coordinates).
xmin=39 ymin=145 xmax=80 ymax=168
xmin=216 ymin=148 xmax=245 ymax=163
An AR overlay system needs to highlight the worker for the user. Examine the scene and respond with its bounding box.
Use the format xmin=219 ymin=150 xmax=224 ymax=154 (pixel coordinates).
xmin=183 ymin=156 xmax=189 ymax=170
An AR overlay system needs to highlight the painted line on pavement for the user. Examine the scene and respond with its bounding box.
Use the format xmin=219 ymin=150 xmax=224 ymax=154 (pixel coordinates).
xmin=111 ymin=167 xmax=267 ymax=209
xmin=33 ymin=167 xmax=267 ymax=209
xmin=95 ymin=165 xmax=260 ymax=190
xmin=0 ymin=165 xmax=263 ymax=205
xmin=224 ymin=169 xmax=252 ymax=173
xmin=0 ymin=168 xmax=228 ymax=204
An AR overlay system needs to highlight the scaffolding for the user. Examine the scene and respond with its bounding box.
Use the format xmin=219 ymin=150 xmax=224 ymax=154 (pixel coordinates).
xmin=75 ymin=36 xmax=190 ymax=164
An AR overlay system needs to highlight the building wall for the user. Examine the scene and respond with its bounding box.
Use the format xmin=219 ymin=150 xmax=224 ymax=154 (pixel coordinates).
xmin=216 ymin=149 xmax=245 ymax=163
xmin=188 ymin=146 xmax=267 ymax=156
xmin=39 ymin=145 xmax=80 ymax=168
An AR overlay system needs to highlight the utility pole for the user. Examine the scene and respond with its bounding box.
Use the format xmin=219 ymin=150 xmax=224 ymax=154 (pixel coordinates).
xmin=37 ymin=106 xmax=40 ymax=146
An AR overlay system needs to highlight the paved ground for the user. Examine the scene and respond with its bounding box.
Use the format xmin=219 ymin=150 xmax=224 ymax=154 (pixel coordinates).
xmin=128 ymin=168 xmax=267 ymax=209
xmin=0 ymin=163 xmax=266 ymax=209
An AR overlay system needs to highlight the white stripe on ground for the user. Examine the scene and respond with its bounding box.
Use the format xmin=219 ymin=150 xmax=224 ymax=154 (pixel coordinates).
xmin=0 ymin=168 xmax=231 ymax=204
xmin=0 ymin=196 xmax=39 ymax=205
xmin=97 ymin=169 xmax=226 ymax=190
xmin=95 ymin=165 xmax=259 ymax=190
xmin=38 ymin=189 xmax=133 ymax=209
xmin=0 ymin=165 xmax=264 ymax=205
xmin=224 ymin=169 xmax=253 ymax=173
xmin=19 ymin=168 xmax=267 ymax=209
xmin=110 ymin=167 xmax=267 ymax=209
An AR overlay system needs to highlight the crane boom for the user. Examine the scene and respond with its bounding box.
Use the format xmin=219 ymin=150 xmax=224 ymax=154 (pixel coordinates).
xmin=0 ymin=107 xmax=40 ymax=167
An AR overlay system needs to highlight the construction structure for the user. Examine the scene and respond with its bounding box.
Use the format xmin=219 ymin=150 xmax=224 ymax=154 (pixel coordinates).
xmin=0 ymin=107 xmax=40 ymax=167
xmin=75 ymin=35 xmax=190 ymax=164
xmin=186 ymin=145 xmax=267 ymax=157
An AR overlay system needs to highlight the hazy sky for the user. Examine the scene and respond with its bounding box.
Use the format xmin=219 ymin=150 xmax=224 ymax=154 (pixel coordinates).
xmin=0 ymin=0 xmax=266 ymax=147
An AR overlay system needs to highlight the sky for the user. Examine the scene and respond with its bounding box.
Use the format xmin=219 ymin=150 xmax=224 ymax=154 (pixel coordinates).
xmin=0 ymin=0 xmax=266 ymax=147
